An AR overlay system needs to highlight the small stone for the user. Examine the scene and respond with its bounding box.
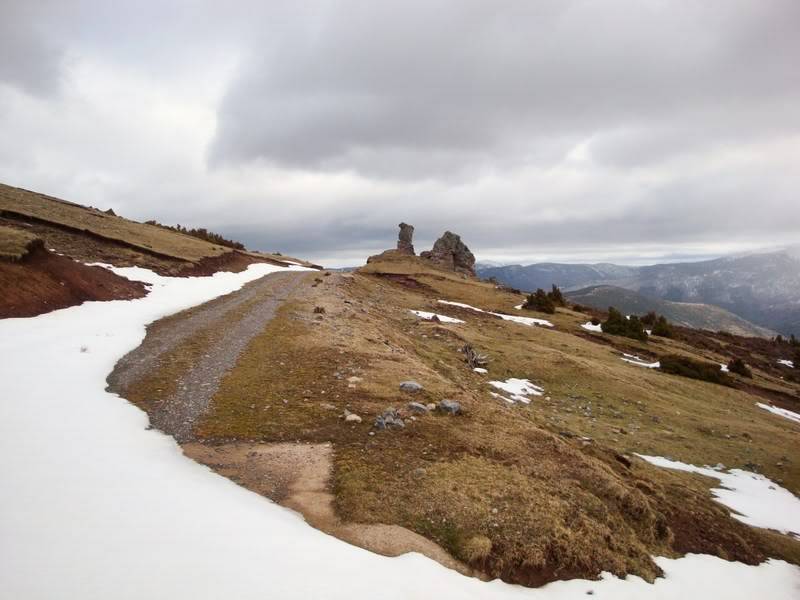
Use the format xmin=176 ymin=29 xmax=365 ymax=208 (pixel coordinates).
xmin=345 ymin=413 xmax=362 ymax=423
xmin=437 ymin=399 xmax=462 ymax=415
xmin=412 ymin=467 xmax=427 ymax=479
xmin=407 ymin=402 xmax=429 ymax=414
xmin=426 ymin=403 xmax=436 ymax=411
xmin=347 ymin=376 xmax=363 ymax=384
xmin=400 ymin=381 xmax=423 ymax=393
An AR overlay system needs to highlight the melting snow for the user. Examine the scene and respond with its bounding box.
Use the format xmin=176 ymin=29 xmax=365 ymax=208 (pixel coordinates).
xmin=757 ymin=403 xmax=800 ymax=425
xmin=473 ymin=367 xmax=488 ymax=374
xmin=438 ymin=300 xmax=554 ymax=327
xmin=409 ymin=310 xmax=465 ymax=324
xmin=581 ymin=321 xmax=603 ymax=332
xmin=720 ymin=363 xmax=730 ymax=373
xmin=488 ymin=378 xmax=544 ymax=404
xmin=621 ymin=353 xmax=661 ymax=369
xmin=2 ymin=267 xmax=800 ymax=598
xmin=778 ymin=359 xmax=795 ymax=368
xmin=637 ymin=455 xmax=800 ymax=539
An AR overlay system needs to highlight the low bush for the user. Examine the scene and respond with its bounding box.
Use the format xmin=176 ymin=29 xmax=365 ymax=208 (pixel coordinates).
xmin=522 ymin=289 xmax=556 ymax=314
xmin=602 ymin=307 xmax=648 ymax=342
xmin=650 ymin=315 xmax=674 ymax=338
xmin=547 ymin=285 xmax=566 ymax=307
xmin=659 ymin=354 xmax=733 ymax=386
xmin=727 ymin=357 xmax=752 ymax=378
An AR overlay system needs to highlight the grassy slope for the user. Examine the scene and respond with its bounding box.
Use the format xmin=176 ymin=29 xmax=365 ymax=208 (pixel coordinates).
xmin=0 ymin=225 xmax=38 ymax=259
xmin=567 ymin=284 xmax=776 ymax=338
xmin=153 ymin=254 xmax=800 ymax=586
xmin=0 ymin=183 xmax=232 ymax=263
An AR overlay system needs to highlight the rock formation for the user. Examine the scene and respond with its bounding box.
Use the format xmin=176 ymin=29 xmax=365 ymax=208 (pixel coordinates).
xmin=420 ymin=231 xmax=476 ymax=276
xmin=367 ymin=223 xmax=416 ymax=263
xmin=397 ymin=223 xmax=415 ymax=255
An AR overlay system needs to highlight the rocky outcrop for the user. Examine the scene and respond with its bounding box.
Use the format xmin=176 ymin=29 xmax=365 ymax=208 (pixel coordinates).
xmin=420 ymin=231 xmax=476 ymax=276
xmin=367 ymin=223 xmax=416 ymax=263
xmin=397 ymin=223 xmax=415 ymax=255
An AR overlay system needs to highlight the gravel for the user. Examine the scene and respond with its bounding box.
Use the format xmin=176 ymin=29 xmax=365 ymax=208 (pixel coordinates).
xmin=108 ymin=270 xmax=306 ymax=442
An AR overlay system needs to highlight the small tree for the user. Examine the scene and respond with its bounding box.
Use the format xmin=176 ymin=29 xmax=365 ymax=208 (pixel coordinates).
xmin=602 ymin=307 xmax=648 ymax=342
xmin=547 ymin=285 xmax=566 ymax=307
xmin=523 ymin=289 xmax=556 ymax=314
xmin=790 ymin=334 xmax=799 ymax=347
xmin=651 ymin=315 xmax=674 ymax=338
xmin=727 ymin=357 xmax=752 ymax=378
xmin=640 ymin=311 xmax=658 ymax=327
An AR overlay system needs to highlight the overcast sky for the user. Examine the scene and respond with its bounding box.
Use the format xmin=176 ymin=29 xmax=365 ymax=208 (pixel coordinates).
xmin=1 ymin=1 xmax=798 ymax=266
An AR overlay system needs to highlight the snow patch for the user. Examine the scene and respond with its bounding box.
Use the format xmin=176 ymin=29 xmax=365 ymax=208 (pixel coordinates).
xmin=638 ymin=455 xmax=800 ymax=539
xmin=488 ymin=378 xmax=544 ymax=404
xmin=720 ymin=363 xmax=730 ymax=373
xmin=621 ymin=353 xmax=661 ymax=369
xmin=439 ymin=300 xmax=553 ymax=327
xmin=473 ymin=367 xmax=488 ymax=374
xmin=778 ymin=359 xmax=795 ymax=368
xmin=757 ymin=403 xmax=800 ymax=425
xmin=409 ymin=310 xmax=465 ymax=324
xmin=581 ymin=321 xmax=603 ymax=332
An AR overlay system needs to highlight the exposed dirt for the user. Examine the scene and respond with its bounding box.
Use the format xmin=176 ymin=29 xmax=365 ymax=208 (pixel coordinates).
xmin=183 ymin=441 xmax=473 ymax=576
xmin=0 ymin=243 xmax=147 ymax=318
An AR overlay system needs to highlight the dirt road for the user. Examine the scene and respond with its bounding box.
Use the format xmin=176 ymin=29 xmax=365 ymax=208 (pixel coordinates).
xmin=108 ymin=270 xmax=307 ymax=441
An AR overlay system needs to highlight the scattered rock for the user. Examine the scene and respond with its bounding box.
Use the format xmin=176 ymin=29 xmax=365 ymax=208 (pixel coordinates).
xmin=412 ymin=467 xmax=427 ymax=479
xmin=407 ymin=402 xmax=429 ymax=414
xmin=437 ymin=399 xmax=462 ymax=415
xmin=313 ymin=306 xmax=326 ymax=314
xmin=400 ymin=381 xmax=423 ymax=393
xmin=345 ymin=413 xmax=362 ymax=423
xmin=374 ymin=408 xmax=405 ymax=430
xmin=426 ymin=403 xmax=437 ymax=412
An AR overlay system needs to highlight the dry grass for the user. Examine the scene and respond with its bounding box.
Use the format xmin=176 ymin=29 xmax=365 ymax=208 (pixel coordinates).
xmin=0 ymin=225 xmax=39 ymax=259
xmin=122 ymin=255 xmax=800 ymax=586
xmin=0 ymin=183 xmax=230 ymax=263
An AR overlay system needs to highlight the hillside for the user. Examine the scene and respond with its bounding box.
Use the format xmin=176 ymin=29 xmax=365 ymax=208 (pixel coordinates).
xmin=478 ymin=252 xmax=800 ymax=336
xmin=567 ymin=285 xmax=776 ymax=338
xmin=103 ymin=226 xmax=800 ymax=588
xmin=0 ymin=183 xmax=315 ymax=317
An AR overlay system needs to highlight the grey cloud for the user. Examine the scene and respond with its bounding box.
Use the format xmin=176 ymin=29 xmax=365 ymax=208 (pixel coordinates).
xmin=211 ymin=0 xmax=800 ymax=177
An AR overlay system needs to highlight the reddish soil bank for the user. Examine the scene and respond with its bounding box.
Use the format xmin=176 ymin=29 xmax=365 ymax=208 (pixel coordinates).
xmin=0 ymin=243 xmax=147 ymax=319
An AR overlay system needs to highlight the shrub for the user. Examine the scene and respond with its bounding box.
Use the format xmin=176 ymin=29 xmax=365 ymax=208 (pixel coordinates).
xmin=727 ymin=357 xmax=752 ymax=378
xmin=591 ymin=317 xmax=601 ymax=326
xmin=522 ymin=289 xmax=556 ymax=314
xmin=145 ymin=220 xmax=246 ymax=250
xmin=601 ymin=307 xmax=648 ymax=342
xmin=547 ymin=285 xmax=566 ymax=307
xmin=659 ymin=354 xmax=733 ymax=386
xmin=650 ymin=315 xmax=674 ymax=338
xmin=640 ymin=312 xmax=658 ymax=327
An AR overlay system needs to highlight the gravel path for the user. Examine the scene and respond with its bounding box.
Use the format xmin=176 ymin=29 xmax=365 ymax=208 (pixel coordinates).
xmin=108 ymin=270 xmax=306 ymax=441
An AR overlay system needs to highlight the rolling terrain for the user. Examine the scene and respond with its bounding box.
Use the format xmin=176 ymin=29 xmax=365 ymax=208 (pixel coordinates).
xmin=479 ymin=251 xmax=800 ymax=337
xmin=2 ymin=192 xmax=799 ymax=591
xmin=566 ymin=285 xmax=776 ymax=338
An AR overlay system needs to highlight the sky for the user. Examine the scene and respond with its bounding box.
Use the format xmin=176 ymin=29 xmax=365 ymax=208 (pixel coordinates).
xmin=1 ymin=1 xmax=798 ymax=268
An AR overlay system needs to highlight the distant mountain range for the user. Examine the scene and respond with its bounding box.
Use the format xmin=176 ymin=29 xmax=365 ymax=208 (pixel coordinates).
xmin=477 ymin=248 xmax=800 ymax=337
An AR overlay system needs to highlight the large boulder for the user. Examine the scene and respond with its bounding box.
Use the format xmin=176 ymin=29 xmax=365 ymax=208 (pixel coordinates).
xmin=420 ymin=231 xmax=476 ymax=276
